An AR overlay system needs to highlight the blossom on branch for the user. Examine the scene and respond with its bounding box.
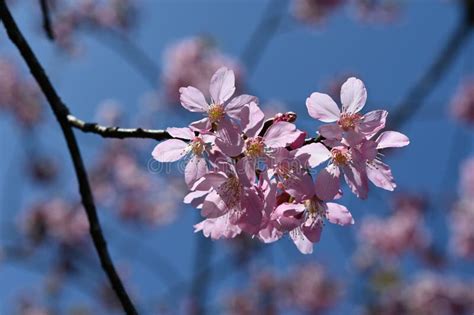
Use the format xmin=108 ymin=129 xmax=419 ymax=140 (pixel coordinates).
xmin=151 ymin=67 xmax=409 ymax=254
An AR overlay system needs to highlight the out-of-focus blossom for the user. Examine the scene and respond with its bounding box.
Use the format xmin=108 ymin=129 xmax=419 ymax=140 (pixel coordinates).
xmin=364 ymin=274 xmax=474 ymax=315
xmin=292 ymin=0 xmax=400 ymax=25
xmin=450 ymin=77 xmax=474 ymax=125
xmin=0 ymin=57 xmax=43 ymax=128
xmin=449 ymin=156 xmax=474 ymax=260
xmin=162 ymin=37 xmax=244 ymax=103
xmin=28 ymin=156 xmax=59 ymax=183
xmin=282 ymin=264 xmax=341 ymax=313
xmin=357 ymin=194 xmax=430 ymax=262
xmin=90 ymin=140 xmax=183 ymax=226
xmin=292 ymin=0 xmax=345 ymax=24
xmin=21 ymin=199 xmax=89 ymax=246
xmin=49 ymin=0 xmax=137 ymax=53
xmin=354 ymin=0 xmax=400 ymax=23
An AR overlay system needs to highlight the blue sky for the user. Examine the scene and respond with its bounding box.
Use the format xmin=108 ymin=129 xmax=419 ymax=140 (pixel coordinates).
xmin=1 ymin=1 xmax=473 ymax=314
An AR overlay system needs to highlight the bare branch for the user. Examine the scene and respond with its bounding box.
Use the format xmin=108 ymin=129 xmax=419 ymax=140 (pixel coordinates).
xmin=68 ymin=114 xmax=172 ymax=141
xmin=388 ymin=8 xmax=472 ymax=130
xmin=39 ymin=0 xmax=54 ymax=40
xmin=0 ymin=2 xmax=138 ymax=314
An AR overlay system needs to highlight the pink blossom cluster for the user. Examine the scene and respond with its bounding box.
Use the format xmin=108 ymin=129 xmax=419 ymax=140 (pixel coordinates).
xmin=450 ymin=157 xmax=474 ymax=260
xmin=0 ymin=57 xmax=43 ymax=128
xmin=224 ymin=264 xmax=340 ymax=314
xmin=450 ymin=77 xmax=474 ymax=126
xmin=364 ymin=274 xmax=474 ymax=315
xmin=21 ymin=198 xmax=89 ymax=246
xmin=357 ymin=194 xmax=430 ymax=262
xmin=49 ymin=0 xmax=137 ymax=52
xmin=161 ymin=37 xmax=243 ymax=103
xmin=152 ymin=67 xmax=409 ymax=254
xmin=292 ymin=0 xmax=400 ymax=25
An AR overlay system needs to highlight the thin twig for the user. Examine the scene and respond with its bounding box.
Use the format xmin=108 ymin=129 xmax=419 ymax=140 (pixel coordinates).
xmin=39 ymin=0 xmax=54 ymax=40
xmin=388 ymin=21 xmax=472 ymax=130
xmin=0 ymin=2 xmax=138 ymax=314
xmin=240 ymin=0 xmax=289 ymax=71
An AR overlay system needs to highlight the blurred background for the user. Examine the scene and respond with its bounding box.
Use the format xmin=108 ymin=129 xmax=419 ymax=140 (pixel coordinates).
xmin=0 ymin=0 xmax=473 ymax=314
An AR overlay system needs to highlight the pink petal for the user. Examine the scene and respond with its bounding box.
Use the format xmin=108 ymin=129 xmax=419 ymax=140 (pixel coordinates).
xmin=326 ymin=202 xmax=354 ymax=225
xmin=343 ymin=162 xmax=368 ymax=199
xmin=238 ymin=189 xmax=264 ymax=234
xmin=285 ymin=172 xmax=316 ymax=201
xmin=236 ymin=157 xmax=255 ymax=187
xmin=319 ymin=124 xmax=343 ymax=140
xmin=185 ymin=156 xmax=208 ymax=188
xmin=183 ymin=190 xmax=209 ymax=208
xmin=376 ymin=131 xmax=410 ymax=149
xmin=258 ymin=223 xmax=283 ymax=243
xmin=226 ymin=95 xmax=258 ymax=120
xmin=358 ymin=110 xmax=388 ymax=137
xmin=240 ymin=102 xmax=265 ymax=137
xmin=295 ymin=142 xmax=331 ymax=168
xmin=302 ymin=220 xmax=322 ymax=243
xmin=315 ymin=165 xmax=341 ymax=201
xmin=151 ymin=139 xmax=188 ymax=162
xmin=341 ymin=77 xmax=367 ymax=114
xmin=179 ymin=86 xmax=209 ymax=112
xmin=189 ymin=117 xmax=211 ymax=132
xmin=166 ymin=127 xmax=194 ymax=140
xmin=263 ymin=122 xmax=301 ymax=148
xmin=192 ymin=172 xmax=227 ymax=191
xmin=273 ymin=203 xmax=306 ymax=231
xmin=366 ymin=160 xmax=396 ymax=191
xmin=201 ymin=190 xmax=227 ymax=218
xmin=306 ymin=92 xmax=340 ymax=122
xmin=194 ymin=215 xmax=241 ymax=239
xmin=290 ymin=228 xmax=314 ymax=254
xmin=215 ymin=117 xmax=244 ymax=157
xmin=209 ymin=67 xmax=235 ymax=104
xmin=289 ymin=131 xmax=306 ymax=150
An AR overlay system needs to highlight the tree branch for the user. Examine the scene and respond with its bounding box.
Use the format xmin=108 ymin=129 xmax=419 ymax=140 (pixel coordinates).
xmin=39 ymin=0 xmax=54 ymax=40
xmin=388 ymin=13 xmax=472 ymax=130
xmin=68 ymin=114 xmax=172 ymax=141
xmin=0 ymin=2 xmax=138 ymax=314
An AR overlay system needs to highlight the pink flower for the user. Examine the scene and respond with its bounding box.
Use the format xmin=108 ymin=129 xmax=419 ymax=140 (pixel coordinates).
xmin=151 ymin=127 xmax=214 ymax=187
xmin=192 ymin=159 xmax=264 ymax=238
xmin=270 ymin=175 xmax=354 ymax=254
xmin=306 ymin=77 xmax=387 ymax=145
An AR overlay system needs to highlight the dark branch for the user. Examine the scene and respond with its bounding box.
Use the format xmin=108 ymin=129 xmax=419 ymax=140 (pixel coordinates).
xmin=68 ymin=114 xmax=172 ymax=141
xmin=388 ymin=9 xmax=472 ymax=130
xmin=240 ymin=0 xmax=288 ymax=71
xmin=0 ymin=2 xmax=138 ymax=314
xmin=39 ymin=0 xmax=54 ymax=40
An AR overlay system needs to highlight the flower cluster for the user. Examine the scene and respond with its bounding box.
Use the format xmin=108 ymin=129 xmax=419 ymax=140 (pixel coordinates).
xmin=152 ymin=67 xmax=409 ymax=254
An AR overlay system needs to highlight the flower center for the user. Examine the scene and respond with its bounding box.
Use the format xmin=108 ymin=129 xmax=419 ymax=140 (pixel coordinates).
xmin=331 ymin=147 xmax=351 ymax=166
xmin=245 ymin=137 xmax=265 ymax=158
xmin=190 ymin=137 xmax=205 ymax=155
xmin=217 ymin=176 xmax=242 ymax=209
xmin=304 ymin=198 xmax=325 ymax=219
xmin=338 ymin=113 xmax=361 ymax=131
xmin=208 ymin=103 xmax=225 ymax=123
